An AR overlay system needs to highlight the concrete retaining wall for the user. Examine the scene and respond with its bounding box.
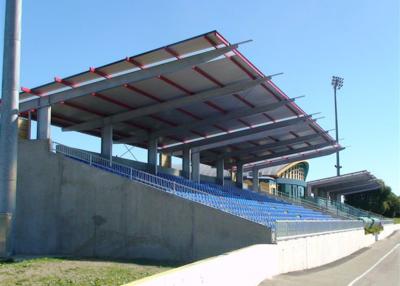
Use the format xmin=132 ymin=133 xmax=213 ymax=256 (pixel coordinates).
xmin=15 ymin=140 xmax=272 ymax=261
xmin=277 ymin=223 xmax=400 ymax=273
xmin=125 ymin=224 xmax=400 ymax=286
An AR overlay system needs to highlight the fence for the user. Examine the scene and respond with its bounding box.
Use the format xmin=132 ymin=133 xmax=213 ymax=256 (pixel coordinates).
xmin=275 ymin=219 xmax=364 ymax=239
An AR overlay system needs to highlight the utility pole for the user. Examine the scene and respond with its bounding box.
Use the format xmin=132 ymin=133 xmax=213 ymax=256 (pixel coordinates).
xmin=0 ymin=0 xmax=22 ymax=257
xmin=331 ymin=76 xmax=343 ymax=176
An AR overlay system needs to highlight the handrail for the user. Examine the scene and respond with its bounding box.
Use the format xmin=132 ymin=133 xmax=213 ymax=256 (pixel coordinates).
xmin=269 ymin=191 xmax=356 ymax=220
xmin=305 ymin=195 xmax=388 ymax=220
xmin=51 ymin=142 xmax=274 ymax=228
xmin=269 ymin=190 xmax=390 ymax=221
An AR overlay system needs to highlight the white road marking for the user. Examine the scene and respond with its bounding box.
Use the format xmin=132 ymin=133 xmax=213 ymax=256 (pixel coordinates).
xmin=347 ymin=243 xmax=400 ymax=286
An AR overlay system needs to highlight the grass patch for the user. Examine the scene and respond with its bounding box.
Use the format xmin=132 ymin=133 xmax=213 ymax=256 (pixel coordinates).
xmin=394 ymin=217 xmax=400 ymax=224
xmin=364 ymin=224 xmax=383 ymax=235
xmin=0 ymin=257 xmax=177 ymax=286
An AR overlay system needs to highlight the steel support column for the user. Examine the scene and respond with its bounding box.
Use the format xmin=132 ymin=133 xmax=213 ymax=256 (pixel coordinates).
xmin=36 ymin=106 xmax=51 ymax=140
xmin=236 ymin=162 xmax=243 ymax=189
xmin=191 ymin=151 xmax=200 ymax=183
xmin=147 ymin=138 xmax=158 ymax=174
xmin=252 ymin=166 xmax=259 ymax=191
xmin=100 ymin=124 xmax=113 ymax=161
xmin=0 ymin=0 xmax=22 ymax=258
xmin=182 ymin=147 xmax=191 ymax=179
xmin=216 ymin=158 xmax=224 ymax=186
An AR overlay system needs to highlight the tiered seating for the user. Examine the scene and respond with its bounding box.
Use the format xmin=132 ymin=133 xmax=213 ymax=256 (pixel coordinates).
xmin=59 ymin=145 xmax=334 ymax=229
xmin=159 ymin=173 xmax=333 ymax=226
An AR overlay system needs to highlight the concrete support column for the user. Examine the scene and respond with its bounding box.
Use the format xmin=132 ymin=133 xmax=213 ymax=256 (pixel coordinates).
xmin=101 ymin=124 xmax=113 ymax=161
xmin=236 ymin=162 xmax=243 ymax=189
xmin=191 ymin=151 xmax=200 ymax=183
xmin=216 ymin=158 xmax=224 ymax=186
xmin=337 ymin=194 xmax=342 ymax=203
xmin=182 ymin=147 xmax=191 ymax=179
xmin=159 ymin=153 xmax=171 ymax=168
xmin=147 ymin=138 xmax=158 ymax=174
xmin=252 ymin=166 xmax=259 ymax=191
xmin=306 ymin=184 xmax=312 ymax=197
xmin=36 ymin=106 xmax=51 ymax=140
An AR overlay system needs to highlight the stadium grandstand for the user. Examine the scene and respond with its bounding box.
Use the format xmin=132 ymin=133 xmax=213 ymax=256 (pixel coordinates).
xmin=1 ymin=31 xmax=394 ymax=261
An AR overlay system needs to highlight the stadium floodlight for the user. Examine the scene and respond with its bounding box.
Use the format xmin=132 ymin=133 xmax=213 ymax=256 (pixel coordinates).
xmin=332 ymin=76 xmax=344 ymax=90
xmin=331 ymin=76 xmax=344 ymax=176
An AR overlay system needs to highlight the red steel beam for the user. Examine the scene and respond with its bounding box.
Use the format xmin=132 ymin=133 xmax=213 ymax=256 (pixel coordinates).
xmin=163 ymin=46 xmax=255 ymax=130
xmin=89 ymin=67 xmax=112 ymax=79
xmin=54 ymin=77 xmax=76 ymax=88
xmin=204 ymin=34 xmax=279 ymax=124
xmin=124 ymin=58 xmax=229 ymax=137
xmin=212 ymin=31 xmax=333 ymax=144
xmin=21 ymin=86 xmax=42 ymax=96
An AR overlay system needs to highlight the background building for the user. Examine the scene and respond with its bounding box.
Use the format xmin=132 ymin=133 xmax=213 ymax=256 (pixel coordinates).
xmin=244 ymin=161 xmax=308 ymax=198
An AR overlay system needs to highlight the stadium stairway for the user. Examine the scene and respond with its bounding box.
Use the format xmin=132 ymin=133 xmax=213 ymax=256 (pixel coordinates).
xmin=54 ymin=143 xmax=334 ymax=230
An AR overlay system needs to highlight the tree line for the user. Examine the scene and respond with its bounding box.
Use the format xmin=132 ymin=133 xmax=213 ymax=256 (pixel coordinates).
xmin=345 ymin=180 xmax=400 ymax=218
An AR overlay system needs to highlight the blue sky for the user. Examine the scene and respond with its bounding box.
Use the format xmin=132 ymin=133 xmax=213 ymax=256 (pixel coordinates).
xmin=0 ymin=0 xmax=399 ymax=194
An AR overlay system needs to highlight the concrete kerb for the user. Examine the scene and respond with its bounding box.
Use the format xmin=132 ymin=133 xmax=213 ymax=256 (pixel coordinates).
xmin=122 ymin=244 xmax=279 ymax=286
xmin=124 ymin=224 xmax=400 ymax=286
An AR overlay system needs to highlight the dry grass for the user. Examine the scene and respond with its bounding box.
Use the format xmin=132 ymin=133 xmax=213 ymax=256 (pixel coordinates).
xmin=0 ymin=257 xmax=175 ymax=286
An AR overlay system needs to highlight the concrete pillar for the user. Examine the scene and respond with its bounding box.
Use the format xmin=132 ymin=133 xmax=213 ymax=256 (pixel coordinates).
xmin=159 ymin=152 xmax=171 ymax=168
xmin=252 ymin=166 xmax=259 ymax=191
xmin=36 ymin=106 xmax=51 ymax=140
xmin=236 ymin=162 xmax=243 ymax=189
xmin=101 ymin=124 xmax=113 ymax=161
xmin=216 ymin=158 xmax=224 ymax=186
xmin=191 ymin=151 xmax=200 ymax=183
xmin=182 ymin=147 xmax=191 ymax=179
xmin=306 ymin=184 xmax=312 ymax=197
xmin=337 ymin=194 xmax=342 ymax=203
xmin=147 ymin=138 xmax=158 ymax=174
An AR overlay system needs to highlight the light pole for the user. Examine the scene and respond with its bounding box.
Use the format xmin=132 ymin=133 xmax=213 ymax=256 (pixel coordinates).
xmin=0 ymin=0 xmax=22 ymax=257
xmin=331 ymin=76 xmax=343 ymax=176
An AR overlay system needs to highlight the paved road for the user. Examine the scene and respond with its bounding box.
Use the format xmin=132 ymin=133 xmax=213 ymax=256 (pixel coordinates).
xmin=260 ymin=230 xmax=400 ymax=286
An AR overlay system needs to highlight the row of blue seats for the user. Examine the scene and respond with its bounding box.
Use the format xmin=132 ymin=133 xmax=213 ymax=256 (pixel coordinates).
xmin=158 ymin=173 xmax=333 ymax=221
xmin=63 ymin=154 xmax=333 ymax=227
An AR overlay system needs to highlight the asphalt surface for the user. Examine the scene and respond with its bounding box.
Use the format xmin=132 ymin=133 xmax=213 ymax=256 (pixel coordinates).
xmin=259 ymin=230 xmax=400 ymax=286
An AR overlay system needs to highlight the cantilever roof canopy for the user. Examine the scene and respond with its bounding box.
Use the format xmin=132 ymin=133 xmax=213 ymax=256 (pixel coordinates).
xmin=18 ymin=30 xmax=340 ymax=167
xmin=307 ymin=171 xmax=381 ymax=195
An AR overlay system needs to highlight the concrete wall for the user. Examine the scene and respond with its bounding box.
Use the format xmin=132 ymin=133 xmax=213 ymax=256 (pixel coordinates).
xmin=15 ymin=140 xmax=271 ymax=261
xmin=124 ymin=224 xmax=400 ymax=286
xmin=276 ymin=223 xmax=400 ymax=274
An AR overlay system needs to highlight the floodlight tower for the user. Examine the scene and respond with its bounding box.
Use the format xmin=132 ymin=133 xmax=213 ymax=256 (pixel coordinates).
xmin=331 ymin=76 xmax=343 ymax=176
xmin=0 ymin=0 xmax=22 ymax=257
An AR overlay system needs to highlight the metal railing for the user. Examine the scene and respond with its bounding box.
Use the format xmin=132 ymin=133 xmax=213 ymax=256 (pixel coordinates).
xmin=269 ymin=190 xmax=391 ymax=222
xmin=305 ymin=196 xmax=389 ymax=220
xmin=269 ymin=190 xmax=354 ymax=219
xmin=51 ymin=143 xmax=274 ymax=228
xmin=276 ymin=219 xmax=364 ymax=239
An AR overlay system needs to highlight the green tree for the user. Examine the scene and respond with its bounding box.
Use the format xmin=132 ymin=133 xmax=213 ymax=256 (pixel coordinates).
xmin=345 ymin=180 xmax=400 ymax=218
